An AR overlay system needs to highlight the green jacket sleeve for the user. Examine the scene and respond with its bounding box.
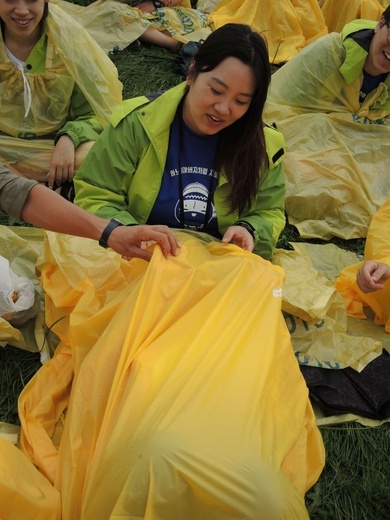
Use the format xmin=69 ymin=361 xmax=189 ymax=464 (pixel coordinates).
xmin=235 ymin=124 xmax=286 ymax=259
xmin=237 ymin=161 xmax=285 ymax=260
xmin=73 ymin=111 xmax=142 ymax=224
xmin=56 ymin=83 xmax=103 ymax=148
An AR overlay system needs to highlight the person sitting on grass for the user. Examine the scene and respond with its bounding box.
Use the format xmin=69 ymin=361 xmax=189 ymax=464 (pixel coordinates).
xmin=264 ymin=5 xmax=390 ymax=241
xmin=0 ymin=0 xmax=122 ymax=191
xmin=53 ymin=0 xmax=212 ymax=54
xmin=74 ymin=23 xmax=286 ymax=260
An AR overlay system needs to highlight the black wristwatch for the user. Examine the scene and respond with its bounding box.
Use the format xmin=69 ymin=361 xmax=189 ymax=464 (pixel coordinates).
xmin=153 ymin=0 xmax=164 ymax=8
xmin=99 ymin=218 xmax=124 ymax=248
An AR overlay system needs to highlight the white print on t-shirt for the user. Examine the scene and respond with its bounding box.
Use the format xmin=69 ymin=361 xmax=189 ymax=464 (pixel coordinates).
xmin=174 ymin=182 xmax=216 ymax=228
xmin=170 ymin=168 xmax=219 ymax=178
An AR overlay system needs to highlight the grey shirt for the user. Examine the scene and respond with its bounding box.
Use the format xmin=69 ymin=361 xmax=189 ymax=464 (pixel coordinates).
xmin=0 ymin=164 xmax=38 ymax=220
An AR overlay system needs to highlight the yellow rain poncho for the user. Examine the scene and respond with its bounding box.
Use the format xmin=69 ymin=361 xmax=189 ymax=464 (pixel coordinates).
xmin=336 ymin=198 xmax=390 ymax=333
xmin=53 ymin=0 xmax=213 ymax=53
xmin=264 ymin=19 xmax=390 ymax=240
xmin=321 ymin=0 xmax=384 ymax=33
xmin=0 ymin=3 xmax=122 ymax=178
xmin=0 ymin=232 xmax=324 ymax=519
xmin=209 ymin=0 xmax=328 ymax=64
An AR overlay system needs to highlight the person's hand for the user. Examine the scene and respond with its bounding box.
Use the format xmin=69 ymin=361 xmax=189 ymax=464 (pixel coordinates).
xmin=47 ymin=135 xmax=75 ymax=188
xmin=356 ymin=260 xmax=390 ymax=293
xmin=136 ymin=1 xmax=157 ymax=13
xmin=108 ymin=224 xmax=180 ymax=261
xmin=222 ymin=226 xmax=254 ymax=252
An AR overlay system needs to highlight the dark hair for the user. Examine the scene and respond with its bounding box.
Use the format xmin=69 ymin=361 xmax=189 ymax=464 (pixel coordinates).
xmin=42 ymin=1 xmax=49 ymax=23
xmin=382 ymin=6 xmax=390 ymax=26
xmin=188 ymin=23 xmax=271 ymax=214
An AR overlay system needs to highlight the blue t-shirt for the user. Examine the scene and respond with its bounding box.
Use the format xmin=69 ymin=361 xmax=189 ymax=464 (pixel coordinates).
xmin=359 ymin=70 xmax=387 ymax=103
xmin=148 ymin=110 xmax=220 ymax=236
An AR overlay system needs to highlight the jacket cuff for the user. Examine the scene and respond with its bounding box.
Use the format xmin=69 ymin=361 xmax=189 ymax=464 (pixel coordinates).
xmin=55 ymin=130 xmax=80 ymax=149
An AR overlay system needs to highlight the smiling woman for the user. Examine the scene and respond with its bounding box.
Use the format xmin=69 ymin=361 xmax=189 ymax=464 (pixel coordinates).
xmin=74 ymin=23 xmax=286 ymax=260
xmin=0 ymin=0 xmax=122 ymax=189
xmin=264 ymin=5 xmax=390 ymax=241
xmin=364 ymin=14 xmax=390 ymax=75
xmin=0 ymin=0 xmax=48 ymax=54
xmin=183 ymin=57 xmax=255 ymax=135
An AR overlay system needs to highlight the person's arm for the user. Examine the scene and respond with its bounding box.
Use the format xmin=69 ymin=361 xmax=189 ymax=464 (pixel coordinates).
xmin=235 ymin=161 xmax=286 ymax=260
xmin=74 ymin=109 xmax=148 ymax=224
xmin=21 ymin=184 xmax=179 ymax=260
xmin=356 ymin=260 xmax=390 ymax=293
xmin=266 ymin=32 xmax=344 ymax=113
xmin=48 ymin=85 xmax=104 ymax=189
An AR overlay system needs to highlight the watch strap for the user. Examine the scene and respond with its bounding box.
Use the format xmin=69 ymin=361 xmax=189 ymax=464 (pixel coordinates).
xmin=99 ymin=218 xmax=124 ymax=248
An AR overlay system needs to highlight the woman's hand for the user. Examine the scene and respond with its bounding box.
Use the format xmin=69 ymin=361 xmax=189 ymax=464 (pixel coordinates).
xmin=47 ymin=135 xmax=75 ymax=188
xmin=222 ymin=226 xmax=254 ymax=252
xmin=108 ymin=224 xmax=180 ymax=261
xmin=356 ymin=260 xmax=390 ymax=293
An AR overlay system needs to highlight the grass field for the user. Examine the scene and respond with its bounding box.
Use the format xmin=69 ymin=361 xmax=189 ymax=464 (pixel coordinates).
xmin=1 ymin=31 xmax=389 ymax=520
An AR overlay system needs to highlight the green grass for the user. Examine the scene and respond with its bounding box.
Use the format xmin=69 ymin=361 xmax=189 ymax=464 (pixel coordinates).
xmin=1 ymin=30 xmax=389 ymax=520
xmin=307 ymin=424 xmax=390 ymax=520
xmin=0 ymin=345 xmax=41 ymax=425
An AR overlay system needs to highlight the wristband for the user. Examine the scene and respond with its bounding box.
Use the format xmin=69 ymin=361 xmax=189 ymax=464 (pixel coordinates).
xmin=99 ymin=218 xmax=124 ymax=248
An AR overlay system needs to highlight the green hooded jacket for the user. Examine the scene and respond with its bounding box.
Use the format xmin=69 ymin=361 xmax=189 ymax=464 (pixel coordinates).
xmin=75 ymin=83 xmax=286 ymax=259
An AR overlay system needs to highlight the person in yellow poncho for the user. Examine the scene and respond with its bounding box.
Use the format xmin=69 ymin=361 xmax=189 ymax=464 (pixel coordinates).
xmin=53 ymin=0 xmax=212 ymax=54
xmin=264 ymin=6 xmax=390 ymax=241
xmin=336 ymin=197 xmax=390 ymax=333
xmin=0 ymin=0 xmax=122 ymax=188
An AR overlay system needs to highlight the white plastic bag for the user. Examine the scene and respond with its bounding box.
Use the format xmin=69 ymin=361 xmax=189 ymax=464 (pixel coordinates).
xmin=0 ymin=256 xmax=35 ymax=319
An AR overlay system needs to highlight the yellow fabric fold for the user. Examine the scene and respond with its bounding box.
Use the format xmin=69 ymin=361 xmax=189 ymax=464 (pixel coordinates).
xmin=336 ymin=198 xmax=390 ymax=333
xmin=8 ymin=232 xmax=324 ymax=518
xmin=210 ymin=0 xmax=327 ymax=64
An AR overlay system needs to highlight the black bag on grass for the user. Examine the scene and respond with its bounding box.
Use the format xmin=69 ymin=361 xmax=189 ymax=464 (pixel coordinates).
xmin=300 ymin=350 xmax=390 ymax=420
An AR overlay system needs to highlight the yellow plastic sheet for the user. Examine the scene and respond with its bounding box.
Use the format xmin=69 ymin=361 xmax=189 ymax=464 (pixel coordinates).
xmin=321 ymin=0 xmax=384 ymax=33
xmin=7 ymin=232 xmax=325 ymax=519
xmin=336 ymin=198 xmax=390 ymax=333
xmin=0 ymin=438 xmax=60 ymax=520
xmin=273 ymin=243 xmax=385 ymax=372
xmin=264 ymin=31 xmax=390 ymax=240
xmin=209 ymin=0 xmax=328 ymax=64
